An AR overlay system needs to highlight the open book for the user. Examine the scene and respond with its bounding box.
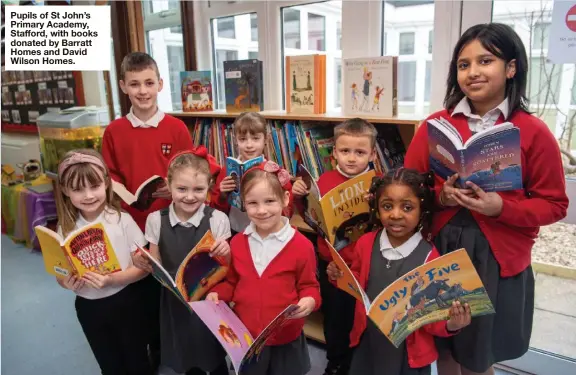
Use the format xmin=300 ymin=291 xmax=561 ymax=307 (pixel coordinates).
xmin=295 ymin=165 xmax=376 ymax=250
xmin=191 ymin=300 xmax=298 ymax=374
xmin=327 ymin=241 xmax=495 ymax=347
xmin=226 ymin=155 xmax=265 ymax=210
xmin=136 ymin=231 xmax=228 ymax=302
xmin=427 ymin=117 xmax=522 ymax=192
xmin=112 ymin=175 xmax=165 ymax=211
xmin=34 ymin=222 xmax=122 ymax=278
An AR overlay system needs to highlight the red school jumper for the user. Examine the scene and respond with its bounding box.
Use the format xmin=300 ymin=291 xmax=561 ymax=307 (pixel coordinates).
xmin=101 ymin=114 xmax=194 ymax=231
xmin=404 ymin=109 xmax=568 ymax=277
xmin=348 ymin=231 xmax=455 ymax=368
xmin=210 ymin=230 xmax=321 ymax=345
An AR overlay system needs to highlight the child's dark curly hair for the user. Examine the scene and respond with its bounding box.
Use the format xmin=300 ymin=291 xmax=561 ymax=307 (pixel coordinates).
xmin=368 ymin=168 xmax=435 ymax=232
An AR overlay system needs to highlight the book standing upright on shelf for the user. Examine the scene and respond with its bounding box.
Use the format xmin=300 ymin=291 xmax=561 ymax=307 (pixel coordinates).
xmin=327 ymin=241 xmax=495 ymax=347
xmin=343 ymin=56 xmax=398 ymax=117
xmin=226 ymin=155 xmax=265 ymax=211
xmin=34 ymin=222 xmax=122 ymax=277
xmin=285 ymin=55 xmax=327 ymax=114
xmin=295 ymin=165 xmax=376 ymax=250
xmin=427 ymin=117 xmax=522 ymax=192
xmin=111 ymin=175 xmax=165 ymax=211
xmin=223 ymin=59 xmax=264 ymax=113
xmin=181 ymin=71 xmax=213 ymax=112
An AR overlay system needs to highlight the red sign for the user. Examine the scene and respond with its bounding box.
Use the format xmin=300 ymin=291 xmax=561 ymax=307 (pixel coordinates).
xmin=567 ymin=4 xmax=576 ymax=32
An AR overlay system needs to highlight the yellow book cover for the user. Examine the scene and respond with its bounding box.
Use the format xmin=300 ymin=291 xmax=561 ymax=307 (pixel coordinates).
xmin=295 ymin=165 xmax=375 ymax=249
xmin=34 ymin=222 xmax=122 ymax=278
xmin=327 ymin=241 xmax=495 ymax=347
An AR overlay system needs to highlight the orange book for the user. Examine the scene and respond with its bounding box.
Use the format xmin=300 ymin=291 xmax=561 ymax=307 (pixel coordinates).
xmin=285 ymin=54 xmax=326 ymax=114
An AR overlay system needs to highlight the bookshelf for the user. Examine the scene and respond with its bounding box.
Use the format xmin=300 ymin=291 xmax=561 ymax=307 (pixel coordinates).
xmin=168 ymin=110 xmax=424 ymax=344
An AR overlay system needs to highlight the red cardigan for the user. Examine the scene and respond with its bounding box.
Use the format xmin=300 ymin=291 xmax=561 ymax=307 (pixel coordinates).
xmin=210 ymin=230 xmax=321 ymax=345
xmin=101 ymin=115 xmax=194 ymax=230
xmin=404 ymin=109 xmax=568 ymax=277
xmin=348 ymin=231 xmax=454 ymax=369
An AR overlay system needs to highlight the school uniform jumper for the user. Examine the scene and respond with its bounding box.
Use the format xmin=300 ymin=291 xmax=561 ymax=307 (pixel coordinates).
xmin=157 ymin=205 xmax=228 ymax=373
xmin=211 ymin=220 xmax=321 ymax=375
xmin=347 ymin=230 xmax=456 ymax=374
xmin=404 ymin=98 xmax=569 ymax=372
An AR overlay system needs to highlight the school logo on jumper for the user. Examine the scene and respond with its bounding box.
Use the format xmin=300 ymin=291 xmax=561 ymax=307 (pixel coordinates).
xmin=161 ymin=143 xmax=173 ymax=156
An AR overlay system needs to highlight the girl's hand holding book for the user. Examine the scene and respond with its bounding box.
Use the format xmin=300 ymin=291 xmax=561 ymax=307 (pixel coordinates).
xmin=131 ymin=250 xmax=153 ymax=273
xmin=291 ymin=179 xmax=309 ymax=197
xmin=440 ymin=174 xmax=476 ymax=207
xmin=220 ymin=176 xmax=237 ymax=195
xmin=82 ymin=271 xmax=113 ymax=289
xmin=446 ymin=301 xmax=472 ymax=332
xmin=210 ymin=239 xmax=231 ymax=261
xmin=58 ymin=274 xmax=85 ymax=292
xmin=290 ymin=297 xmax=316 ymax=319
xmin=453 ymin=181 xmax=503 ymax=217
xmin=326 ymin=261 xmax=344 ymax=281
xmin=206 ymin=292 xmax=220 ymax=304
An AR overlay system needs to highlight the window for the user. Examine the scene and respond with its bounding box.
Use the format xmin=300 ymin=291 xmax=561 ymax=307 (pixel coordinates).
xmin=335 ymin=58 xmax=342 ymax=107
xmin=382 ymin=32 xmax=387 ymax=55
xmin=529 ymin=57 xmax=562 ymax=105
xmin=166 ymin=45 xmax=184 ymax=111
xmin=109 ymin=39 xmax=121 ymax=119
xmin=336 ymin=21 xmax=342 ymax=50
xmin=308 ymin=13 xmax=326 ymax=51
xmin=250 ymin=14 xmax=258 ymax=42
xmin=398 ymin=61 xmax=416 ymax=101
xmin=399 ymin=32 xmax=415 ymax=55
xmin=215 ymin=50 xmax=238 ymax=109
xmin=217 ymin=17 xmax=236 ymax=39
xmin=283 ymin=8 xmax=301 ymax=49
xmin=532 ymin=22 xmax=550 ymax=50
xmin=424 ymin=61 xmax=432 ymax=102
xmin=428 ymin=30 xmax=433 ymax=54
xmin=144 ymin=0 xmax=179 ymax=16
xmin=248 ymin=51 xmax=258 ymax=60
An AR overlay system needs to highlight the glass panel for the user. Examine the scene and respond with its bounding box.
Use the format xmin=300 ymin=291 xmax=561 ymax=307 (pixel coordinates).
xmin=145 ymin=27 xmax=184 ymax=111
xmin=109 ymin=39 xmax=121 ymax=119
xmin=211 ymin=13 xmax=259 ymax=110
xmin=382 ymin=0 xmax=435 ymax=115
xmin=492 ymin=0 xmax=576 ymax=365
xmin=144 ymin=0 xmax=179 ymax=17
xmin=282 ymin=1 xmax=342 ymax=110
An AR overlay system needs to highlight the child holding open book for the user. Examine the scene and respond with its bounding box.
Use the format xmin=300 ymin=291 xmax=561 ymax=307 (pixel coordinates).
xmin=53 ymin=149 xmax=154 ymax=375
xmin=133 ymin=149 xmax=231 ymax=375
xmin=207 ymin=161 xmax=320 ymax=375
xmin=327 ymin=168 xmax=472 ymax=375
xmin=404 ymin=23 xmax=569 ymax=375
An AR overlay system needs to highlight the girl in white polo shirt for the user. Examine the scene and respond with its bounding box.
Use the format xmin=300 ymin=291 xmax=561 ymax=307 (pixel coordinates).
xmin=53 ymin=149 xmax=153 ymax=375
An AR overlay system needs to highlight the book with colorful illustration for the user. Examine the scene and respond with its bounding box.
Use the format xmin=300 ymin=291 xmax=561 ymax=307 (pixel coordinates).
xmin=295 ymin=165 xmax=376 ymax=250
xmin=223 ymin=59 xmax=264 ymax=113
xmin=112 ymin=175 xmax=165 ymax=211
xmin=135 ymin=231 xmax=228 ymax=303
xmin=427 ymin=117 xmax=522 ymax=192
xmin=327 ymin=242 xmax=495 ymax=347
xmin=34 ymin=222 xmax=122 ymax=278
xmin=181 ymin=71 xmax=213 ymax=112
xmin=190 ymin=300 xmax=298 ymax=374
xmin=285 ymin=54 xmax=326 ymax=114
xmin=226 ymin=155 xmax=265 ymax=211
xmin=343 ymin=56 xmax=398 ymax=117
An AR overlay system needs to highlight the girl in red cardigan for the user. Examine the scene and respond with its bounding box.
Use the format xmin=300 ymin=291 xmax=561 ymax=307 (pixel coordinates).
xmin=327 ymin=168 xmax=471 ymax=375
xmin=207 ymin=161 xmax=321 ymax=375
xmin=404 ymin=23 xmax=569 ymax=375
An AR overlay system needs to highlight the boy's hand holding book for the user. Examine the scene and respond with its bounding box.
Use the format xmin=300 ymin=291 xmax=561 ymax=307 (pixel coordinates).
xmin=219 ymin=176 xmax=237 ymax=196
xmin=151 ymin=182 xmax=172 ymax=199
xmin=291 ymin=178 xmax=309 ymax=197
xmin=290 ymin=297 xmax=316 ymax=319
xmin=446 ymin=301 xmax=472 ymax=332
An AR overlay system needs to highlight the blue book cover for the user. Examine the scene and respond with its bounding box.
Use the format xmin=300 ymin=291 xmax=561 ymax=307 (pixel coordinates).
xmin=223 ymin=59 xmax=264 ymax=113
xmin=226 ymin=155 xmax=265 ymax=210
xmin=427 ymin=117 xmax=522 ymax=192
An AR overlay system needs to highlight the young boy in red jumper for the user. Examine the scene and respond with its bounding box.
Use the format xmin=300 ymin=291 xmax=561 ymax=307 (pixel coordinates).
xmin=101 ymin=52 xmax=193 ymax=370
xmin=292 ymin=118 xmax=378 ymax=375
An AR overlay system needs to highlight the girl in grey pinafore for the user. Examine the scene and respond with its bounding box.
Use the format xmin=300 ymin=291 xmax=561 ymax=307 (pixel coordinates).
xmin=350 ymin=229 xmax=432 ymax=375
xmin=158 ymin=206 xmax=228 ymax=375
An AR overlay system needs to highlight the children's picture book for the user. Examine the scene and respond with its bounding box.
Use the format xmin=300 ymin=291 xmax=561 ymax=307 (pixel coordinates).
xmin=34 ymin=222 xmax=122 ymax=278
xmin=223 ymin=59 xmax=264 ymax=113
xmin=327 ymin=242 xmax=495 ymax=347
xmin=295 ymin=165 xmax=376 ymax=250
xmin=181 ymin=71 xmax=213 ymax=112
xmin=285 ymin=54 xmax=326 ymax=114
xmin=226 ymin=155 xmax=265 ymax=210
xmin=343 ymin=56 xmax=398 ymax=117
xmin=190 ymin=300 xmax=298 ymax=374
xmin=135 ymin=231 xmax=228 ymax=303
xmin=112 ymin=175 xmax=165 ymax=211
xmin=427 ymin=117 xmax=522 ymax=192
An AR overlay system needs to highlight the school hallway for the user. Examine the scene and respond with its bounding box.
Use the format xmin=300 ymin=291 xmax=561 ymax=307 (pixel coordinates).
xmin=2 ymin=235 xmax=519 ymax=375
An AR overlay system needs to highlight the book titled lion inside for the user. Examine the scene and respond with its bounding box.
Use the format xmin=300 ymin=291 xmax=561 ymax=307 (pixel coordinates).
xmin=427 ymin=117 xmax=522 ymax=192
xmin=327 ymin=242 xmax=495 ymax=348
xmin=34 ymin=222 xmax=122 ymax=278
xmin=295 ymin=165 xmax=376 ymax=250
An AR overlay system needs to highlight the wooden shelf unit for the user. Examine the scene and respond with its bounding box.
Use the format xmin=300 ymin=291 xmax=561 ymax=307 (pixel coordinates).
xmin=168 ymin=110 xmax=423 ymax=344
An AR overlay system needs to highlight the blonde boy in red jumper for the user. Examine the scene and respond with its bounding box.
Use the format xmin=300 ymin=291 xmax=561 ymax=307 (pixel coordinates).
xmin=292 ymin=118 xmax=378 ymax=375
xmin=101 ymin=52 xmax=194 ymax=232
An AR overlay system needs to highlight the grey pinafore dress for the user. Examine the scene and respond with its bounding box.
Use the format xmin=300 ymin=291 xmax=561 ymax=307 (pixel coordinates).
xmin=158 ymin=206 xmax=227 ymax=373
xmin=434 ymin=209 xmax=534 ymax=373
xmin=350 ymin=229 xmax=432 ymax=375
xmin=240 ymin=333 xmax=310 ymax=375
